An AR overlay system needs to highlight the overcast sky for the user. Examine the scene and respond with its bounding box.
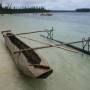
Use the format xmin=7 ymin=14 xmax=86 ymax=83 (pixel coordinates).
xmin=1 ymin=0 xmax=90 ymax=10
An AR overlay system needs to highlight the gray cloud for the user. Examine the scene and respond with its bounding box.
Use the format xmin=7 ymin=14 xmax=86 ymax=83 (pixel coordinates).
xmin=1 ymin=0 xmax=90 ymax=10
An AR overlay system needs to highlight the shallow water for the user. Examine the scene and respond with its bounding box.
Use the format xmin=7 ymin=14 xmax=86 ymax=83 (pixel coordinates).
xmin=0 ymin=13 xmax=90 ymax=90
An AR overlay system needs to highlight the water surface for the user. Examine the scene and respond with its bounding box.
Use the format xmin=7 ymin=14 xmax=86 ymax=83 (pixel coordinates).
xmin=0 ymin=13 xmax=90 ymax=90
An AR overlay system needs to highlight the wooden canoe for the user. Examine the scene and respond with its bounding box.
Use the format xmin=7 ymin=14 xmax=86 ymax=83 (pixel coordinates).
xmin=40 ymin=13 xmax=53 ymax=16
xmin=1 ymin=30 xmax=53 ymax=79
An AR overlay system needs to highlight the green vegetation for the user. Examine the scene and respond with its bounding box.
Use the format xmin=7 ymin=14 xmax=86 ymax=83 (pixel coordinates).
xmin=76 ymin=8 xmax=90 ymax=12
xmin=1 ymin=1 xmax=90 ymax=14
xmin=0 ymin=3 xmax=50 ymax=14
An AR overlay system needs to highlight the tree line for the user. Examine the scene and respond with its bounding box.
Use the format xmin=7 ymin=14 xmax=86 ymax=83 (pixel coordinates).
xmin=0 ymin=3 xmax=50 ymax=14
xmin=76 ymin=8 xmax=90 ymax=12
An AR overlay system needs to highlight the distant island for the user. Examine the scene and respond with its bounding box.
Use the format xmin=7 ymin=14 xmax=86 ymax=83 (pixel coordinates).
xmin=75 ymin=8 xmax=90 ymax=12
xmin=50 ymin=10 xmax=74 ymax=13
xmin=50 ymin=8 xmax=90 ymax=12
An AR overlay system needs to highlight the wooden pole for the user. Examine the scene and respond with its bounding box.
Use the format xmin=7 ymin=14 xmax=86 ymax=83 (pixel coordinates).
xmin=41 ymin=35 xmax=90 ymax=55
xmin=2 ymin=29 xmax=51 ymax=37
xmin=14 ymin=45 xmax=52 ymax=54
xmin=16 ymin=30 xmax=50 ymax=35
xmin=88 ymin=37 xmax=90 ymax=52
xmin=14 ymin=41 xmax=79 ymax=54
xmin=18 ymin=35 xmax=79 ymax=53
xmin=41 ymin=34 xmax=89 ymax=45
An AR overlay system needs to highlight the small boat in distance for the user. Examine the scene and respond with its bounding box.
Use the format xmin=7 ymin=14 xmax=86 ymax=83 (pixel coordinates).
xmin=1 ymin=14 xmax=4 ymax=16
xmin=1 ymin=30 xmax=53 ymax=79
xmin=40 ymin=13 xmax=53 ymax=16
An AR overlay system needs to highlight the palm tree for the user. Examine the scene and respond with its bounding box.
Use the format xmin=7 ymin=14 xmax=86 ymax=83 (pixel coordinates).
xmin=0 ymin=0 xmax=2 ymax=9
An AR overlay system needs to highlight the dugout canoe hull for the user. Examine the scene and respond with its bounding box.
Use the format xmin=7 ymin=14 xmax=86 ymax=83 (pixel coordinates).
xmin=2 ymin=31 xmax=53 ymax=79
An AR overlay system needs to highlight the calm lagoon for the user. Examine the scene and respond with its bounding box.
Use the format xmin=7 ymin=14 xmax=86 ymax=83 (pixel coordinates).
xmin=0 ymin=12 xmax=90 ymax=90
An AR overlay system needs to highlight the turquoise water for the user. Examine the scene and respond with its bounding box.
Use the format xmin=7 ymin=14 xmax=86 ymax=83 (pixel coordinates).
xmin=1 ymin=13 xmax=90 ymax=42
xmin=0 ymin=13 xmax=90 ymax=90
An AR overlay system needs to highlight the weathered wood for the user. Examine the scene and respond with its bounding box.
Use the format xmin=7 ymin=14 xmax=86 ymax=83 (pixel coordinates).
xmin=1 ymin=30 xmax=11 ymax=34
xmin=41 ymin=35 xmax=90 ymax=55
xmin=67 ymin=40 xmax=89 ymax=44
xmin=14 ymin=40 xmax=79 ymax=54
xmin=2 ymin=30 xmax=50 ymax=37
xmin=16 ymin=29 xmax=50 ymax=35
xmin=66 ymin=44 xmax=90 ymax=55
xmin=41 ymin=35 xmax=89 ymax=45
xmin=29 ymin=64 xmax=50 ymax=69
xmin=2 ymin=31 xmax=53 ymax=79
xmin=18 ymin=35 xmax=53 ymax=46
xmin=19 ymin=36 xmax=79 ymax=53
xmin=2 ymin=31 xmax=79 ymax=53
xmin=14 ymin=45 xmax=52 ymax=54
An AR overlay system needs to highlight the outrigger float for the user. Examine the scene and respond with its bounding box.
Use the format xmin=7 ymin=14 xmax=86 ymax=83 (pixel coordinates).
xmin=1 ymin=30 xmax=53 ymax=79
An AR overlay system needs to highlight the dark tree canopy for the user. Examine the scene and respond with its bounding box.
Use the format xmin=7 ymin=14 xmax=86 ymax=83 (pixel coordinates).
xmin=76 ymin=8 xmax=90 ymax=12
xmin=0 ymin=3 xmax=50 ymax=14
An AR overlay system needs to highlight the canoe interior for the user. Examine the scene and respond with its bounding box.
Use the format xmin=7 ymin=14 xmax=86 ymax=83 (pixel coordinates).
xmin=6 ymin=33 xmax=41 ymax=65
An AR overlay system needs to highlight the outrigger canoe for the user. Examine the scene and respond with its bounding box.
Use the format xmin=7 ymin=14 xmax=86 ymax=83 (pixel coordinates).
xmin=1 ymin=30 xmax=53 ymax=79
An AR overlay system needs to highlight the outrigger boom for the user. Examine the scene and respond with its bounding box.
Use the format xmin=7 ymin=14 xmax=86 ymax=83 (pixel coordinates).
xmin=2 ymin=29 xmax=53 ymax=36
xmin=13 ymin=45 xmax=52 ymax=54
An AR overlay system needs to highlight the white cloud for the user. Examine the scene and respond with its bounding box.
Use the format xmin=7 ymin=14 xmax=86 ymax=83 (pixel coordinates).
xmin=1 ymin=0 xmax=90 ymax=10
